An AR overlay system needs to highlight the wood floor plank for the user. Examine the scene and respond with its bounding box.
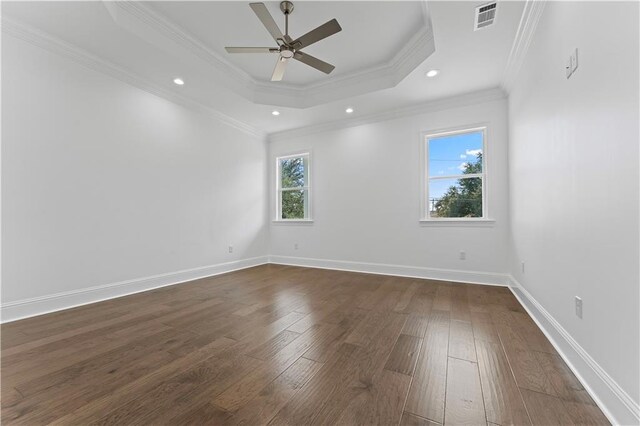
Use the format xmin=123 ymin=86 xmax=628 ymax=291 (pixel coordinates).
xmin=432 ymin=285 xmax=452 ymax=311
xmin=448 ymin=320 xmax=476 ymax=361
xmin=470 ymin=311 xmax=500 ymax=343
xmin=533 ymin=351 xmax=596 ymax=405
xmin=10 ymin=326 xmax=194 ymax=400
xmin=400 ymin=411 xmax=441 ymax=426
xmin=268 ymin=342 xmax=361 ymax=426
xmin=334 ymin=369 xmax=411 ymax=425
xmin=0 ymin=266 xmax=608 ymax=425
xmin=384 ymin=334 xmax=422 ymax=376
xmin=213 ymin=323 xmax=338 ymax=412
xmin=475 ymin=339 xmax=532 ymax=425
xmin=2 ymin=304 xmax=171 ymax=366
xmin=166 ymin=403 xmax=233 ymax=425
xmin=227 ymin=356 xmax=322 ymax=426
xmin=395 ymin=281 xmax=421 ymax=313
xmin=444 ymin=357 xmax=486 ymax=425
xmin=271 ymin=308 xmax=407 ymax=425
xmin=2 ymin=319 xmax=176 ymax=389
xmin=49 ymin=336 xmax=237 ymax=425
xmin=246 ymin=329 xmax=301 ymax=360
xmin=562 ymin=400 xmax=611 ymax=426
xmin=92 ymin=353 xmax=261 ymax=425
xmin=449 ymin=285 xmax=471 ymax=322
xmin=405 ymin=293 xmax=434 ymax=315
xmin=520 ymin=388 xmax=576 ymax=425
xmin=1 ymin=303 xmax=171 ymax=357
xmin=401 ymin=313 xmax=430 ymax=338
xmin=300 ymin=311 xmax=409 ymax=424
xmin=492 ymin=311 xmax=556 ymax=395
xmin=511 ymin=312 xmax=556 ymax=354
xmin=300 ymin=308 xmax=366 ymax=363
xmin=404 ymin=310 xmax=450 ymax=424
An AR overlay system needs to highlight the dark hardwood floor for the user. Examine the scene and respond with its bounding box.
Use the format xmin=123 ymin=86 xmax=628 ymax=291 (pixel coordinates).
xmin=1 ymin=264 xmax=609 ymax=425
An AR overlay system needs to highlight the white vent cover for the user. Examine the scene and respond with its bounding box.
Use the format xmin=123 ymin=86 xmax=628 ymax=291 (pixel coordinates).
xmin=475 ymin=2 xmax=497 ymax=30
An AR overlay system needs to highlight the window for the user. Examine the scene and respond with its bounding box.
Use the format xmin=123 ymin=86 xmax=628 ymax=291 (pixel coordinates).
xmin=423 ymin=127 xmax=486 ymax=220
xmin=276 ymin=153 xmax=311 ymax=220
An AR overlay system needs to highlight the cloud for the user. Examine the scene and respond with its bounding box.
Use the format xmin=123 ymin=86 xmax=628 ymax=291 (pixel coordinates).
xmin=459 ymin=154 xmax=467 ymax=159
xmin=457 ymin=162 xmax=469 ymax=171
xmin=465 ymin=149 xmax=482 ymax=156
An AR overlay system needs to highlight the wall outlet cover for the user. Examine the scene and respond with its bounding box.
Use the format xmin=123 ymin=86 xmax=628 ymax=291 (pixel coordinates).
xmin=575 ymin=296 xmax=583 ymax=319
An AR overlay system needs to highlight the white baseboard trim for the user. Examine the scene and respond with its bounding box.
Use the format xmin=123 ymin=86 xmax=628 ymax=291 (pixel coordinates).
xmin=268 ymin=255 xmax=508 ymax=287
xmin=0 ymin=256 xmax=269 ymax=324
xmin=508 ymin=275 xmax=640 ymax=426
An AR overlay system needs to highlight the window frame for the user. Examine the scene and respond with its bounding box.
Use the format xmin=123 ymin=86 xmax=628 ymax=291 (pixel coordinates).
xmin=420 ymin=126 xmax=491 ymax=223
xmin=275 ymin=152 xmax=312 ymax=222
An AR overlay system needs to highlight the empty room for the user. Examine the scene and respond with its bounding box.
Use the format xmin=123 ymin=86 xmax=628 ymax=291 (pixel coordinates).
xmin=1 ymin=0 xmax=638 ymax=425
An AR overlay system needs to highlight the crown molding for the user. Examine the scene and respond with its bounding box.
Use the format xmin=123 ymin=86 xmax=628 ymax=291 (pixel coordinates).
xmin=501 ymin=0 xmax=546 ymax=93
xmin=1 ymin=17 xmax=264 ymax=139
xmin=267 ymin=87 xmax=507 ymax=142
xmin=103 ymin=1 xmax=256 ymax=101
xmin=104 ymin=1 xmax=435 ymax=109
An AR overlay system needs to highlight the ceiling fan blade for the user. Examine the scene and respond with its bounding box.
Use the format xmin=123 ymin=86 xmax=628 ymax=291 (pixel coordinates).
xmin=225 ymin=47 xmax=279 ymax=53
xmin=249 ymin=3 xmax=284 ymax=43
xmin=271 ymin=57 xmax=289 ymax=81
xmin=293 ymin=51 xmax=335 ymax=74
xmin=291 ymin=18 xmax=341 ymax=49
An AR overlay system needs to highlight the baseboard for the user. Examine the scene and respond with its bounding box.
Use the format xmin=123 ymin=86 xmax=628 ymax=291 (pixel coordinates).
xmin=268 ymin=255 xmax=508 ymax=287
xmin=0 ymin=256 xmax=269 ymax=323
xmin=508 ymin=275 xmax=640 ymax=426
xmin=0 ymin=256 xmax=505 ymax=324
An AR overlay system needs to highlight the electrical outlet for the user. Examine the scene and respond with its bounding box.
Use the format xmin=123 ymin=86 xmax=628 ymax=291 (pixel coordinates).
xmin=521 ymin=262 xmax=525 ymax=273
xmin=575 ymin=296 xmax=583 ymax=319
xmin=294 ymin=243 xmax=299 ymax=250
xmin=459 ymin=251 xmax=466 ymax=260
xmin=228 ymin=246 xmax=233 ymax=254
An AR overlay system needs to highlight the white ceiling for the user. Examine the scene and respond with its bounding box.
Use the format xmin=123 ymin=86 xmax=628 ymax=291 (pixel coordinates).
xmin=2 ymin=1 xmax=525 ymax=134
xmin=149 ymin=1 xmax=427 ymax=85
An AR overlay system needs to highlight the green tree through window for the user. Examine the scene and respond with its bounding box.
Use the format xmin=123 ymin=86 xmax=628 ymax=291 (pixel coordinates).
xmin=278 ymin=155 xmax=309 ymax=219
xmin=434 ymin=153 xmax=483 ymax=218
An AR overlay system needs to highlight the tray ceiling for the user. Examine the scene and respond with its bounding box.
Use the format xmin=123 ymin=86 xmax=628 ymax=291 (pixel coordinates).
xmin=102 ymin=1 xmax=435 ymax=108
xmin=2 ymin=1 xmax=526 ymax=134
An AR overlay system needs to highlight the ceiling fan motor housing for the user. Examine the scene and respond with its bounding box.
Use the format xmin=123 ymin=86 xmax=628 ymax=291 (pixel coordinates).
xmin=280 ymin=48 xmax=294 ymax=58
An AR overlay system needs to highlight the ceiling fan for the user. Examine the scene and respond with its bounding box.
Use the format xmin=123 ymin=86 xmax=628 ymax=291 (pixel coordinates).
xmin=225 ymin=2 xmax=342 ymax=81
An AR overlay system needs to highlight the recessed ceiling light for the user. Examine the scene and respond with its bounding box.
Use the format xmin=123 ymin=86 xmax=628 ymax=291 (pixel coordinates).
xmin=345 ymin=107 xmax=354 ymax=114
xmin=173 ymin=78 xmax=185 ymax=85
xmin=272 ymin=110 xmax=280 ymax=116
xmin=426 ymin=69 xmax=439 ymax=78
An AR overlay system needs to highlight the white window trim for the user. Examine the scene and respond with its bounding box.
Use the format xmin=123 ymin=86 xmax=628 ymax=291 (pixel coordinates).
xmin=420 ymin=125 xmax=493 ymax=224
xmin=274 ymin=152 xmax=313 ymax=222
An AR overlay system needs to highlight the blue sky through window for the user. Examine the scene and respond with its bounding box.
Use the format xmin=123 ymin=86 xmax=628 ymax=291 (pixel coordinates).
xmin=428 ymin=131 xmax=483 ymax=200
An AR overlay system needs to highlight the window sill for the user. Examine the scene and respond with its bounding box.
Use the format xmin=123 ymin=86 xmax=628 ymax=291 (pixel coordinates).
xmin=419 ymin=219 xmax=495 ymax=227
xmin=272 ymin=219 xmax=314 ymax=225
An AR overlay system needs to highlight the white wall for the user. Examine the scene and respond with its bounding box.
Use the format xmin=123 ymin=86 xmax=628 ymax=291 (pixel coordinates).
xmin=508 ymin=1 xmax=639 ymax=421
xmin=1 ymin=35 xmax=269 ymax=316
xmin=269 ymin=97 xmax=509 ymax=283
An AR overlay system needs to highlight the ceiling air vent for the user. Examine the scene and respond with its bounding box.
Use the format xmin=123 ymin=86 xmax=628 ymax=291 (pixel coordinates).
xmin=474 ymin=2 xmax=497 ymax=30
